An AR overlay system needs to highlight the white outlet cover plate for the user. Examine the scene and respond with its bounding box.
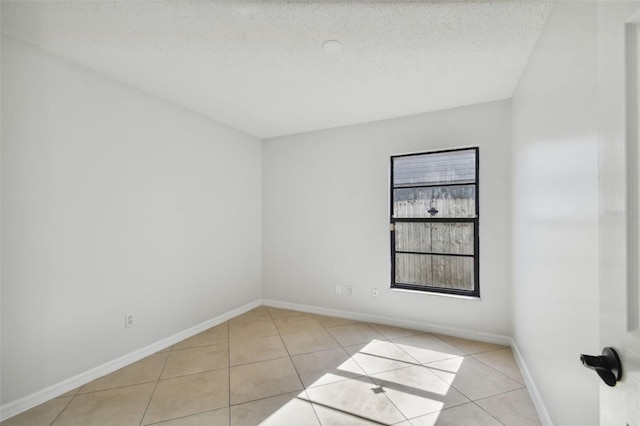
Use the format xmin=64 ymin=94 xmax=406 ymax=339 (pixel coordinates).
xmin=125 ymin=314 xmax=135 ymax=328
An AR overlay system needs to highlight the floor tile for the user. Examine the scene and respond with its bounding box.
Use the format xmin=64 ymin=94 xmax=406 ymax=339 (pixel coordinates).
xmin=245 ymin=306 xmax=272 ymax=316
xmin=304 ymin=377 xmax=405 ymax=425
xmin=476 ymin=388 xmax=542 ymax=426
xmin=230 ymin=334 xmax=288 ymax=366
xmin=58 ymin=388 xmax=80 ymax=398
xmin=52 ymin=383 xmax=155 ymax=426
xmin=280 ymin=328 xmax=340 ymax=356
xmin=426 ymin=356 xmax=524 ymax=400
xmin=161 ymin=344 xmax=228 ymax=379
xmin=434 ymin=334 xmax=506 ymax=355
xmin=410 ymin=402 xmax=503 ymax=426
xmin=473 ymin=348 xmax=524 ymax=384
xmin=369 ymin=365 xmax=470 ymax=419
xmin=79 ymin=353 xmax=169 ymax=394
xmin=1 ymin=397 xmax=73 ymax=426
xmin=4 ymin=307 xmax=538 ymax=426
xmin=274 ymin=315 xmax=324 ymax=334
xmin=228 ymin=318 xmax=279 ymax=339
xmin=230 ymin=390 xmax=319 ymax=426
xmin=291 ymin=347 xmax=365 ymax=388
xmin=369 ymin=323 xmax=423 ymax=339
xmin=142 ymin=369 xmax=229 ymax=425
xmin=268 ymin=307 xmax=309 ymax=319
xmin=311 ymin=403 xmax=383 ymax=426
xmin=147 ymin=407 xmax=229 ymax=426
xmin=230 ymin=308 xmax=272 ymax=325
xmin=230 ymin=357 xmax=303 ymax=405
xmin=326 ymin=324 xmax=386 ymax=346
xmin=344 ymin=340 xmax=418 ymax=375
xmin=173 ymin=323 xmax=228 ymax=350
xmin=391 ymin=333 xmax=464 ymax=364
xmin=314 ymin=315 xmax=360 ymax=328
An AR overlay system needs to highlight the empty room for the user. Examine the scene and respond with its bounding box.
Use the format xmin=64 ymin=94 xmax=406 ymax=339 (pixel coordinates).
xmin=1 ymin=0 xmax=639 ymax=425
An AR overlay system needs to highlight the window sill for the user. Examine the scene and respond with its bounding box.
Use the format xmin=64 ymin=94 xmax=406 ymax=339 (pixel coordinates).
xmin=389 ymin=287 xmax=481 ymax=300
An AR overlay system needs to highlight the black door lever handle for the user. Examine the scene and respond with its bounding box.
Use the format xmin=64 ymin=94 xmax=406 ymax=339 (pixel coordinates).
xmin=580 ymin=347 xmax=622 ymax=387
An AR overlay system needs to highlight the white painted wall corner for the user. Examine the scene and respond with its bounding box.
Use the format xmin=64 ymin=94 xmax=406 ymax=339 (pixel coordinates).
xmin=262 ymin=299 xmax=511 ymax=346
xmin=510 ymin=339 xmax=554 ymax=426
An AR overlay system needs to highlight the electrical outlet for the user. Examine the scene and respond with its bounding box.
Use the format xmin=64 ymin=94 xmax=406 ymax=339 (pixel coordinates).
xmin=347 ymin=286 xmax=353 ymax=296
xmin=125 ymin=313 xmax=135 ymax=328
xmin=372 ymin=288 xmax=379 ymax=298
xmin=335 ymin=285 xmax=342 ymax=295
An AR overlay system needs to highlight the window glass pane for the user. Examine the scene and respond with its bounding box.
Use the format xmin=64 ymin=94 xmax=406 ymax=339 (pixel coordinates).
xmin=395 ymin=253 xmax=474 ymax=291
xmin=395 ymin=222 xmax=474 ymax=255
xmin=393 ymin=149 xmax=476 ymax=187
xmin=393 ymin=185 xmax=476 ymax=218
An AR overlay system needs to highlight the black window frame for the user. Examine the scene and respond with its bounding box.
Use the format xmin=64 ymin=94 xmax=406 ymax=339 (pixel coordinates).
xmin=390 ymin=147 xmax=480 ymax=297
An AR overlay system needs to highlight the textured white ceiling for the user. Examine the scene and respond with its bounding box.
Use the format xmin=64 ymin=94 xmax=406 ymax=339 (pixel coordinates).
xmin=1 ymin=1 xmax=552 ymax=138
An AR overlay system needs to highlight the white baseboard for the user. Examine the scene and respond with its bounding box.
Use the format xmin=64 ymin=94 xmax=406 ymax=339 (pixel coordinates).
xmin=262 ymin=299 xmax=512 ymax=346
xmin=3 ymin=298 xmax=554 ymax=426
xmin=510 ymin=339 xmax=554 ymax=426
xmin=0 ymin=299 xmax=262 ymax=422
xmin=265 ymin=300 xmax=554 ymax=425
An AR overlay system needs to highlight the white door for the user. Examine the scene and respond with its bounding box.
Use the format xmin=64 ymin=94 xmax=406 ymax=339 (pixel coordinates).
xmin=598 ymin=2 xmax=640 ymax=425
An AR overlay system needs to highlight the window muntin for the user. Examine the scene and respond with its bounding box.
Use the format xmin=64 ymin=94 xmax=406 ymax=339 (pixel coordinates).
xmin=390 ymin=147 xmax=479 ymax=296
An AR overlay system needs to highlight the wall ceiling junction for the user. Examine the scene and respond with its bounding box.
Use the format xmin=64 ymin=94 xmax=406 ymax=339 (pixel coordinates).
xmin=1 ymin=0 xmax=552 ymax=138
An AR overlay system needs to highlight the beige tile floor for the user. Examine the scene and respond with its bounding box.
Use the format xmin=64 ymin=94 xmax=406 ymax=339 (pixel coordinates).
xmin=1 ymin=307 xmax=542 ymax=426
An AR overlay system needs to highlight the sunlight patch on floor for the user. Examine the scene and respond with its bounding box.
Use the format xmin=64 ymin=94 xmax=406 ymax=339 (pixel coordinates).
xmin=291 ymin=340 xmax=465 ymax=424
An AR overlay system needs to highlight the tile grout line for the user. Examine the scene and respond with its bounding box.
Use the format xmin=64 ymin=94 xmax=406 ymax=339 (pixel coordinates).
xmin=463 ymin=354 xmax=526 ymax=388
xmin=375 ymin=383 xmax=411 ymax=425
xmin=340 ymin=343 xmax=412 ymax=425
xmin=144 ymin=408 xmax=220 ymax=426
xmin=70 ymin=379 xmax=165 ymax=397
xmin=301 ymin=398 xmax=389 ymax=426
xmin=473 ymin=387 xmax=528 ymax=403
xmin=266 ymin=307 xmax=324 ymax=426
xmin=470 ymin=399 xmax=508 ymax=426
xmin=48 ymin=353 xmax=170 ymax=426
xmin=229 ymin=388 xmax=312 ymax=408
xmin=416 ymin=346 xmax=526 ymax=404
xmin=167 ymin=342 xmax=226 ymax=353
xmin=284 ymin=309 xmax=349 ymax=425
xmin=470 ymin=351 xmax=526 ymax=386
xmin=47 ymin=392 xmax=77 ymax=426
xmin=23 ymin=306 xmax=533 ymax=426
xmin=316 ymin=318 xmax=416 ymax=425
xmin=388 ymin=333 xmax=452 ymax=366
xmin=137 ymin=348 xmax=172 ymax=426
xmin=315 ymin=314 xmax=355 ymax=350
xmin=230 ymin=354 xmax=290 ymax=368
xmin=426 ymin=365 xmax=526 ymax=412
xmin=224 ymin=309 xmax=528 ymax=425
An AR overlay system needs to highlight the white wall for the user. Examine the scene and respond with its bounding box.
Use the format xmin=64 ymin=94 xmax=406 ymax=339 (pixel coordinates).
xmin=511 ymin=2 xmax=600 ymax=425
xmin=0 ymin=36 xmax=262 ymax=405
xmin=262 ymin=100 xmax=512 ymax=336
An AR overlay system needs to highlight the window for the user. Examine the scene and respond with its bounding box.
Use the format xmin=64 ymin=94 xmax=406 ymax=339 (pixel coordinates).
xmin=390 ymin=147 xmax=479 ymax=296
